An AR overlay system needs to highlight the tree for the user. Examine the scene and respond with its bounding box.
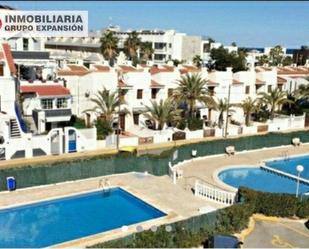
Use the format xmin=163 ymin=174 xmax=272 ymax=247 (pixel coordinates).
xmin=100 ymin=31 xmax=119 ymax=66
xmin=143 ymin=99 xmax=181 ymax=130
xmin=231 ymin=42 xmax=237 ymax=47
xmin=282 ymin=56 xmax=293 ymax=66
xmin=173 ymin=74 xmax=215 ymax=118
xmin=269 ymin=45 xmax=284 ymax=66
xmin=124 ymin=31 xmax=142 ymax=61
xmin=192 ymin=55 xmax=203 ymax=68
xmin=258 ymin=88 xmax=292 ymax=119
xmin=140 ymin=42 xmax=154 ymax=61
xmin=214 ymin=98 xmax=234 ymax=128
xmin=238 ymin=97 xmax=258 ymax=126
xmin=172 ymin=59 xmax=184 ymax=66
xmin=258 ymin=55 xmax=269 ymax=66
xmin=84 ymin=88 xmax=129 ymax=125
xmin=294 ymin=46 xmax=309 ymax=65
xmin=210 ymin=46 xmax=247 ymax=72
xmin=204 ymin=37 xmax=215 ymax=52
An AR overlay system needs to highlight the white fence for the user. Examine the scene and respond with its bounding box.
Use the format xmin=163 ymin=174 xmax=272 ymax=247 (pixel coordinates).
xmin=195 ymin=180 xmax=237 ymax=205
xmin=267 ymin=114 xmax=305 ymax=132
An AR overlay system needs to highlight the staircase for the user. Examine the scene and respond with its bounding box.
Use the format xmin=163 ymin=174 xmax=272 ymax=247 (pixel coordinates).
xmin=10 ymin=119 xmax=21 ymax=138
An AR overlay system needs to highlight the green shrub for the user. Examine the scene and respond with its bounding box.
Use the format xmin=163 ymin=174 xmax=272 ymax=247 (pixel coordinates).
xmin=69 ymin=115 xmax=87 ymax=129
xmin=215 ymin=204 xmax=254 ymax=234
xmin=95 ymin=119 xmax=113 ymax=140
xmin=188 ymin=117 xmax=203 ymax=131
xmin=238 ymin=187 xmax=309 ymax=218
xmin=296 ymin=198 xmax=309 ymax=218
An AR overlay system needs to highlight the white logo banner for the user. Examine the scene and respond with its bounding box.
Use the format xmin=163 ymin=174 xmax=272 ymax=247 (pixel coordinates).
xmin=0 ymin=10 xmax=88 ymax=38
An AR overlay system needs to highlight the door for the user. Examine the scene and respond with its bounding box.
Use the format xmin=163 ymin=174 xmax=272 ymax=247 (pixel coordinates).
xmin=50 ymin=130 xmax=61 ymax=155
xmin=68 ymin=129 xmax=77 ymax=153
xmin=119 ymin=114 xmax=125 ymax=131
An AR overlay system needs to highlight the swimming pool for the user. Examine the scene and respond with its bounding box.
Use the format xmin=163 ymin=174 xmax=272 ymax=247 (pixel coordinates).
xmin=0 ymin=187 xmax=166 ymax=247
xmin=218 ymin=167 xmax=309 ymax=194
xmin=265 ymin=154 xmax=309 ymax=179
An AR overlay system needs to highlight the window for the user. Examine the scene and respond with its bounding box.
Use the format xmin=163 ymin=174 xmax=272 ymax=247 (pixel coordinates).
xmin=268 ymin=85 xmax=272 ymax=93
xmin=23 ymin=38 xmax=29 ymax=51
xmin=245 ymin=86 xmax=250 ymax=94
xmin=56 ymin=98 xmax=68 ymax=108
xmin=0 ymin=64 xmax=3 ymax=76
xmin=151 ymin=89 xmax=158 ymax=99
xmin=154 ymin=54 xmax=166 ymax=61
xmin=168 ymin=88 xmax=173 ymax=97
xmin=208 ymin=87 xmax=215 ymax=96
xmin=41 ymin=99 xmax=53 ymax=109
xmin=119 ymin=89 xmax=126 ymax=102
xmin=169 ymin=43 xmax=172 ymax=48
xmin=133 ymin=113 xmax=139 ymax=125
xmin=278 ymin=85 xmax=283 ymax=91
xmin=137 ymin=89 xmax=143 ymax=99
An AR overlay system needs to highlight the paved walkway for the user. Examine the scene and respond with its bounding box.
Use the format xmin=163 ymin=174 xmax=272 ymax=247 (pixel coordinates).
xmin=177 ymin=144 xmax=309 ymax=191
xmin=244 ymin=219 xmax=309 ymax=248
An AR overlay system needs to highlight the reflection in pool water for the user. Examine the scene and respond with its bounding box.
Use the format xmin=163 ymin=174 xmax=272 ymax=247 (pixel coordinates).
xmin=218 ymin=167 xmax=309 ymax=194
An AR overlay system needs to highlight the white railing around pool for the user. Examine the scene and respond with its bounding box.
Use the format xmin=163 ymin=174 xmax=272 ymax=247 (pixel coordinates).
xmin=194 ymin=180 xmax=237 ymax=205
xmin=260 ymin=165 xmax=309 ymax=185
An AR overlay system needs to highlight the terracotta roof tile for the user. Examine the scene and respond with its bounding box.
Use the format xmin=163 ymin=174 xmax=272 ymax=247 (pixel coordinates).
xmin=93 ymin=65 xmax=110 ymax=72
xmin=20 ymin=85 xmax=71 ymax=97
xmin=67 ymin=65 xmax=88 ymax=72
xmin=150 ymin=80 xmax=164 ymax=88
xmin=256 ymin=79 xmax=266 ymax=85
xmin=277 ymin=76 xmax=287 ymax=84
xmin=2 ymin=43 xmax=16 ymax=75
xmin=150 ymin=66 xmax=174 ymax=75
xmin=233 ymin=79 xmax=243 ymax=84
xmin=118 ymin=79 xmax=132 ymax=88
xmin=118 ymin=65 xmax=143 ymax=73
xmin=58 ymin=64 xmax=90 ymax=76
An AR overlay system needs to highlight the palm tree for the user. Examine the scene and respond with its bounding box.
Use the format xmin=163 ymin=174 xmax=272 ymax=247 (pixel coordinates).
xmin=140 ymin=42 xmax=154 ymax=61
xmin=143 ymin=99 xmax=181 ymax=130
xmin=124 ymin=31 xmax=142 ymax=60
xmin=238 ymin=97 xmax=258 ymax=126
xmin=84 ymin=88 xmax=128 ymax=125
xmin=172 ymin=74 xmax=215 ymax=118
xmin=214 ymin=98 xmax=234 ymax=128
xmin=192 ymin=55 xmax=203 ymax=68
xmin=259 ymin=88 xmax=292 ymax=120
xmin=100 ymin=31 xmax=119 ymax=66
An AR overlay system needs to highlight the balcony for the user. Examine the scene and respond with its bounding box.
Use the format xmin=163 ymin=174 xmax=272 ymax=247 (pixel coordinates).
xmin=33 ymin=109 xmax=72 ymax=123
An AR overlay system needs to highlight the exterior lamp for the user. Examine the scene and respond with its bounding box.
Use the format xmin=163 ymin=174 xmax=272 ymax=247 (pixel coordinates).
xmin=296 ymin=165 xmax=304 ymax=198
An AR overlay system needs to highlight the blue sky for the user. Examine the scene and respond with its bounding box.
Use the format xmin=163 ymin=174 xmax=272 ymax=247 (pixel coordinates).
xmin=2 ymin=1 xmax=309 ymax=48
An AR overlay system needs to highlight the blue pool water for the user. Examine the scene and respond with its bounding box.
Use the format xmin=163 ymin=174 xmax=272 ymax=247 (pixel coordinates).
xmin=0 ymin=188 xmax=165 ymax=247
xmin=266 ymin=155 xmax=309 ymax=179
xmin=219 ymin=167 xmax=309 ymax=194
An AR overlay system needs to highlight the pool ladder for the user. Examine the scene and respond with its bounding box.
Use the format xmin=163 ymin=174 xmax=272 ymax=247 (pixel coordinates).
xmin=283 ymin=151 xmax=290 ymax=161
xmin=99 ymin=178 xmax=111 ymax=195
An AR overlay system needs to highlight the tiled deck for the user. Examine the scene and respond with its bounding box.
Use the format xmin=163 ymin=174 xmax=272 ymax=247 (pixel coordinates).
xmin=0 ymin=173 xmax=222 ymax=247
xmin=177 ymin=144 xmax=309 ymax=191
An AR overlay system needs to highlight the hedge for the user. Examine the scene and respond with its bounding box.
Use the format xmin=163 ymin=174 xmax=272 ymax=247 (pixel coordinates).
xmin=1 ymin=130 xmax=309 ymax=191
xmin=91 ymin=188 xmax=309 ymax=248
xmin=238 ymin=187 xmax=309 ymax=218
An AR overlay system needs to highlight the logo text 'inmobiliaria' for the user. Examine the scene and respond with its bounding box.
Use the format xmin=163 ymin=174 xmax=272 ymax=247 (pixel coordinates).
xmin=0 ymin=11 xmax=88 ymax=37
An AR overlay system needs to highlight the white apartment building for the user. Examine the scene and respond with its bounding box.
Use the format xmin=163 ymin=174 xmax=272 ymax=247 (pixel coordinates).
xmin=45 ymin=28 xmax=202 ymax=64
